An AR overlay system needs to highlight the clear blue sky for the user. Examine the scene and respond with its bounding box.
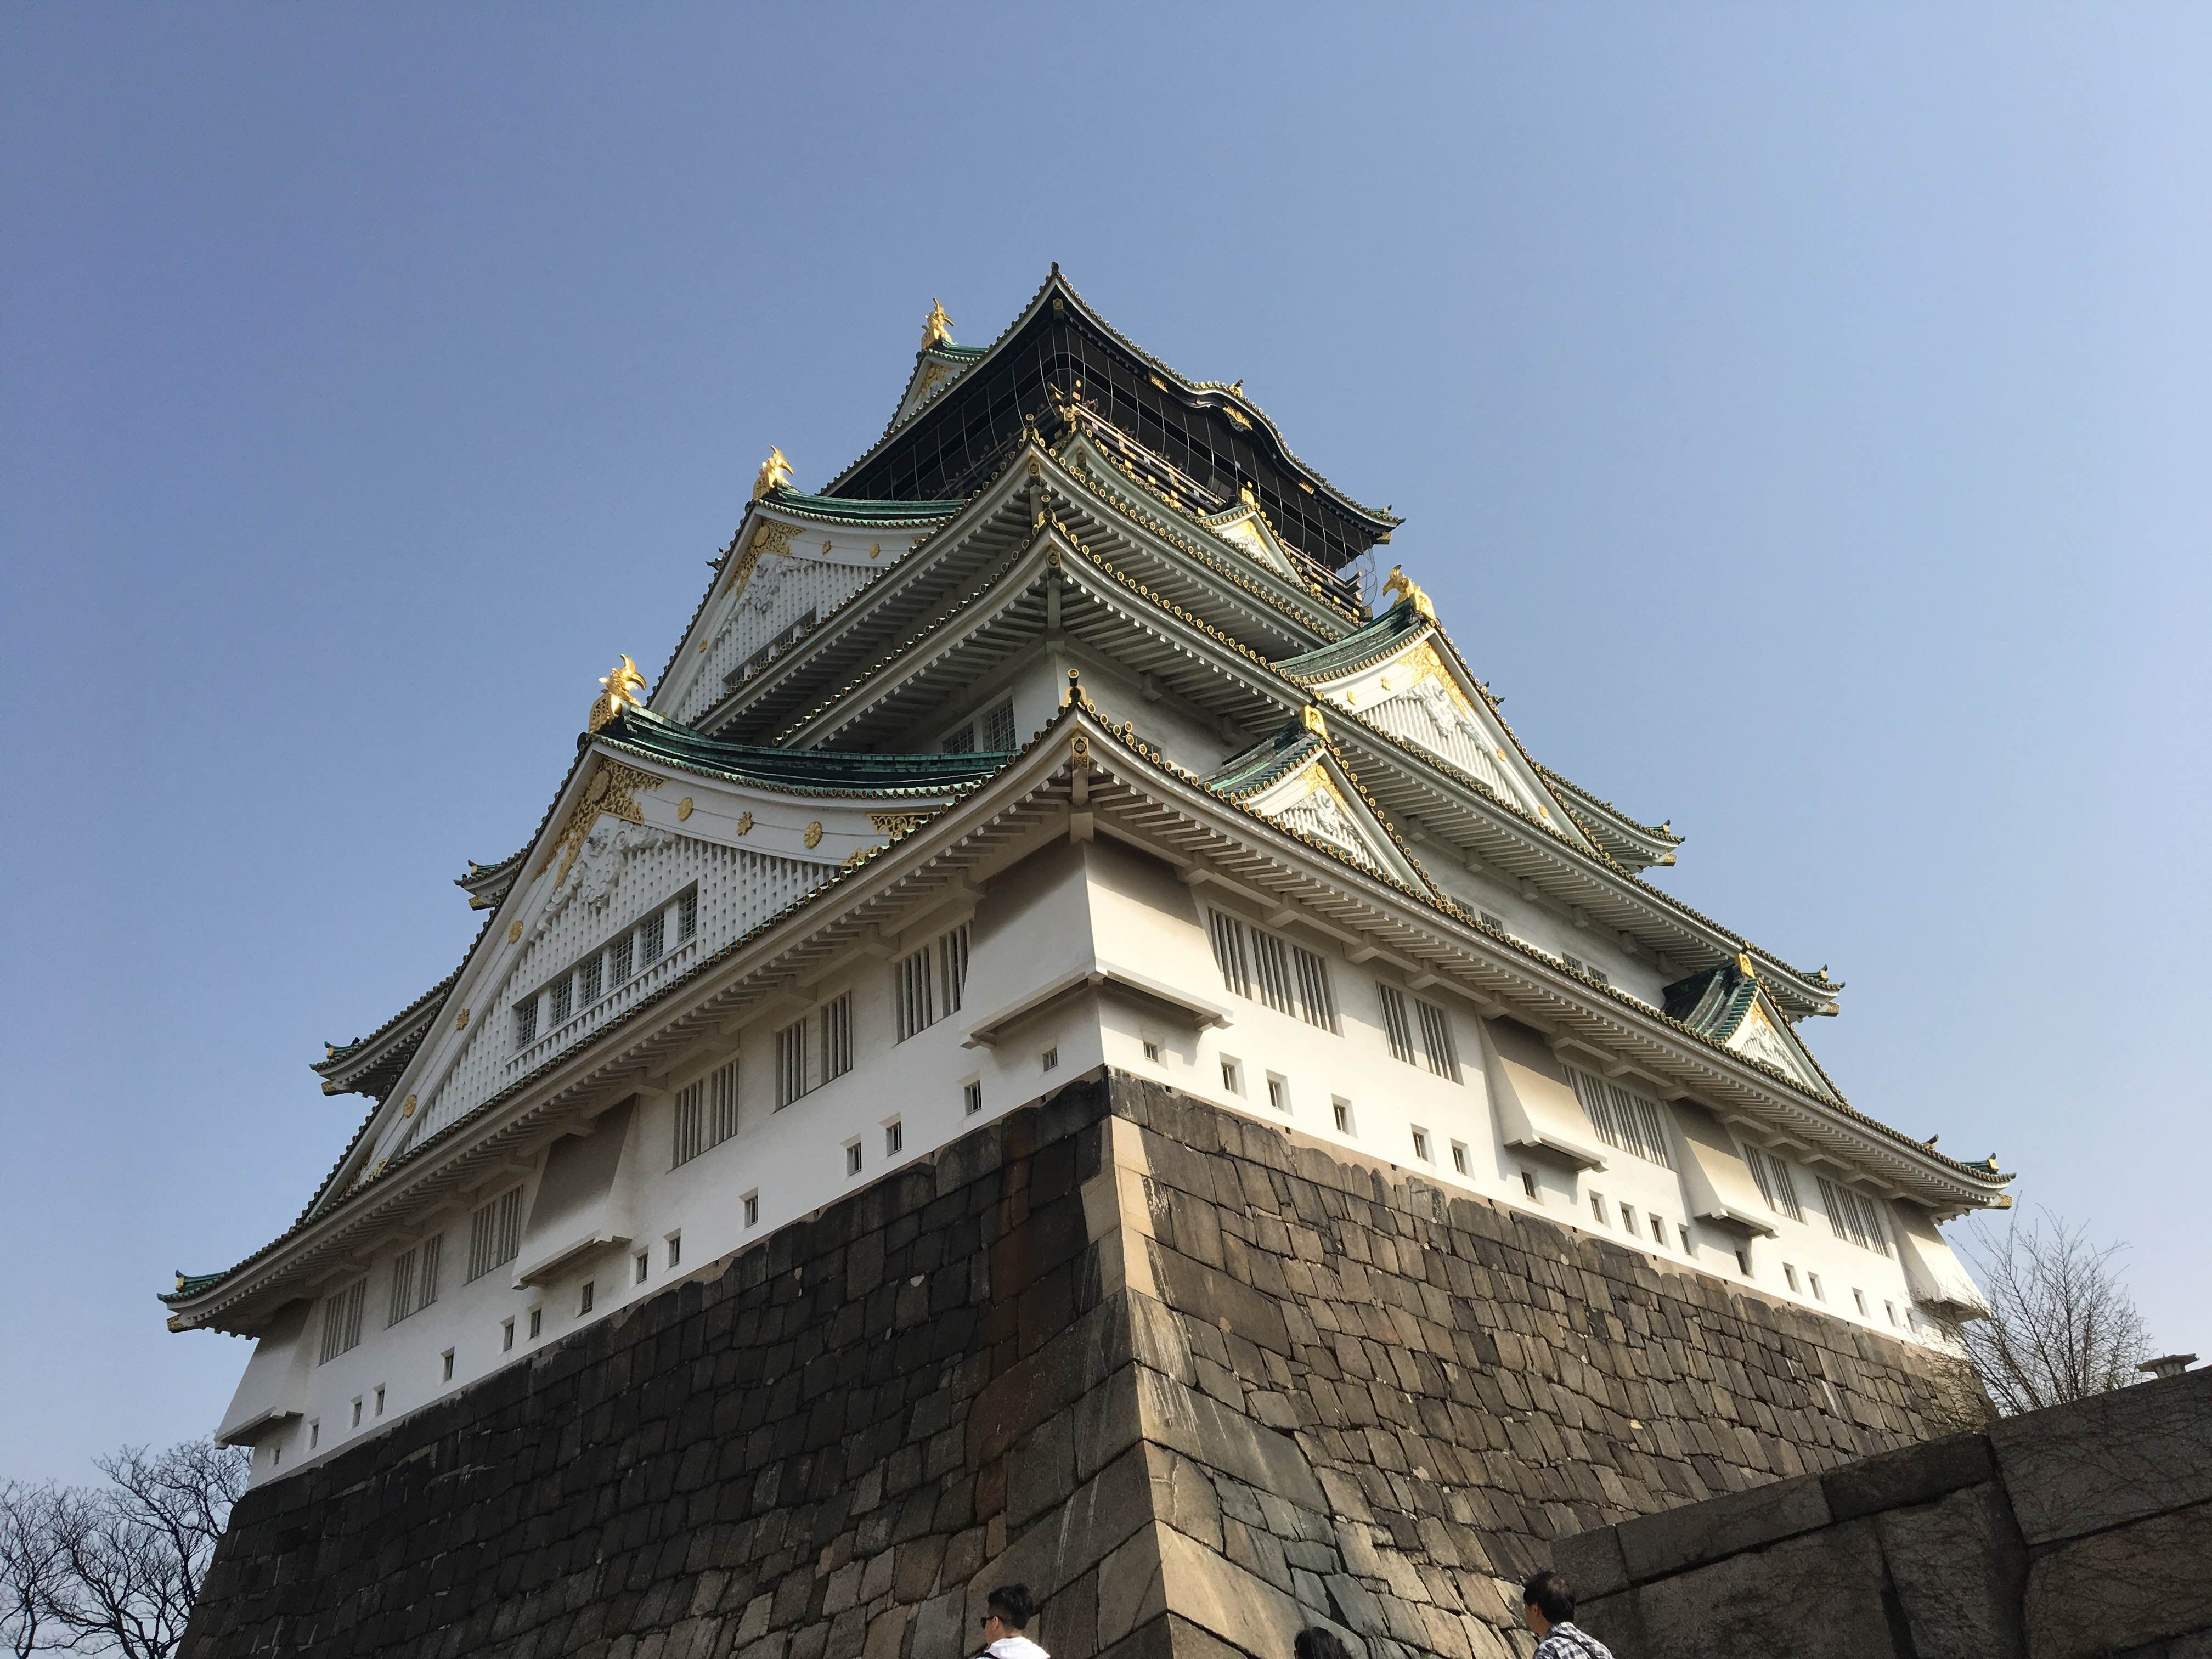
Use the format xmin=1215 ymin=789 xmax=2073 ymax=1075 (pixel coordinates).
xmin=4 ymin=6 xmax=2206 ymax=1482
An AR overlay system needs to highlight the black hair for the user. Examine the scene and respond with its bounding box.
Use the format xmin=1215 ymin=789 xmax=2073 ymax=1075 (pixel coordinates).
xmin=1294 ymin=1628 xmax=1353 ymax=1659
xmin=988 ymin=1585 xmax=1037 ymax=1630
xmin=1522 ymin=1570 xmax=1575 ymax=1624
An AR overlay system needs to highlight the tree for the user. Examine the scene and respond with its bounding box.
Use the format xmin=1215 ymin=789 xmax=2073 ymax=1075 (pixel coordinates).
xmin=0 ymin=1440 xmax=247 ymax=1658
xmin=1953 ymin=1209 xmax=2153 ymax=1415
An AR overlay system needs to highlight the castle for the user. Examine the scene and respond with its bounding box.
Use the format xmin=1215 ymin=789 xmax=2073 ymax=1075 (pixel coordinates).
xmin=169 ymin=273 xmax=2006 ymax=1658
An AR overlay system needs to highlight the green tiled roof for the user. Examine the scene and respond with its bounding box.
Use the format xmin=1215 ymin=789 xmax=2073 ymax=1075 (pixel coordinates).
xmin=597 ymin=707 xmax=1011 ymax=795
xmin=763 ymin=489 xmax=963 ymax=526
xmin=1204 ymin=725 xmax=1325 ymax=798
xmin=171 ymin=1270 xmax=226 ymax=1299
xmin=1663 ymin=958 xmax=1762 ymax=1041
xmin=1273 ymin=598 xmax=1426 ymax=680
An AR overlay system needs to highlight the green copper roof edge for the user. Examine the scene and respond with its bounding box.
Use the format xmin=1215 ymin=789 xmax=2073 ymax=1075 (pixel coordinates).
xmin=596 ymin=710 xmax=1009 ymax=798
xmin=1531 ymin=762 xmax=1680 ymax=847
xmin=166 ymin=731 xmax=1044 ymax=1312
xmin=1053 ymin=431 xmax=1367 ymax=632
xmin=825 ymin=267 xmax=1400 ymax=531
xmin=317 ymin=969 xmax=458 ymax=1075
xmin=759 ymin=489 xmax=964 ymax=526
xmin=1077 ymin=713 xmax=2007 ymax=1189
xmin=1273 ymin=599 xmax=1428 ymax=680
xmin=169 ymin=701 xmax=2002 ymax=1314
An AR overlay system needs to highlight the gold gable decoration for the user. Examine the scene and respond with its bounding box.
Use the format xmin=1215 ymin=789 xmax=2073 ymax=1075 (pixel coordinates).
xmin=1382 ymin=564 xmax=1437 ymax=622
xmin=539 ymin=761 xmax=666 ymax=885
xmin=752 ymin=447 xmax=793 ymax=501
xmin=587 ymin=656 xmax=648 ymax=735
xmin=920 ymin=300 xmax=954 ymax=349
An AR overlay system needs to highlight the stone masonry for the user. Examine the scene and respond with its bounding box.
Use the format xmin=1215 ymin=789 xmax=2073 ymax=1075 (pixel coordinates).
xmin=180 ymin=1070 xmax=1986 ymax=1659
xmin=1554 ymin=1363 xmax=2212 ymax=1659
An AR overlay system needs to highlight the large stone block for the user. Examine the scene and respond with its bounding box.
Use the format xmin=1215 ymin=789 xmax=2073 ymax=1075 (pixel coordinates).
xmin=2022 ymin=1501 xmax=2212 ymax=1659
xmin=1632 ymin=1522 xmax=1901 ymax=1659
xmin=1993 ymin=1372 xmax=2212 ymax=1547
xmin=1874 ymin=1482 xmax=2026 ymax=1659
xmin=1823 ymin=1429 xmax=1996 ymax=1523
xmin=1613 ymin=1471 xmax=1831 ymax=1581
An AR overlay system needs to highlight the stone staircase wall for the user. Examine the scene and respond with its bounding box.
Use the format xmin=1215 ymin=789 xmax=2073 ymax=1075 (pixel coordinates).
xmin=180 ymin=1069 xmax=1983 ymax=1659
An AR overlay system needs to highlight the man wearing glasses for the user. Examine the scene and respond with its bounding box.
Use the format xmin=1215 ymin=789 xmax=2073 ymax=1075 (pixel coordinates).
xmin=974 ymin=1584 xmax=1048 ymax=1659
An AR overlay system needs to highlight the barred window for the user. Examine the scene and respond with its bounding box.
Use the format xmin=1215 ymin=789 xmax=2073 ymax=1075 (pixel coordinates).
xmin=1292 ymin=945 xmax=1338 ymax=1032
xmin=1414 ymin=998 xmax=1459 ymax=1081
xmin=610 ymin=933 xmax=634 ymax=985
xmin=776 ymin=1018 xmax=808 ymax=1107
xmin=465 ymin=1188 xmax=525 ymax=1283
xmin=822 ymin=993 xmax=853 ymax=1082
xmin=385 ymin=1236 xmax=441 ymax=1327
xmin=318 ymin=1279 xmax=366 ymax=1364
xmin=940 ymin=721 xmax=975 ymax=754
xmin=896 ymin=923 xmax=968 ymax=1040
xmin=940 ymin=924 xmax=969 ymax=1015
xmin=549 ymin=973 xmax=573 ymax=1027
xmin=1744 ymin=1143 xmax=1805 ymax=1222
xmin=1210 ymin=911 xmax=1337 ymax=1032
xmin=708 ymin=1058 xmax=738 ymax=1147
xmin=676 ymin=889 xmax=697 ymax=943
xmin=980 ymin=697 xmax=1017 ymax=752
xmin=639 ymin=910 xmax=665 ymax=966
xmin=577 ymin=952 xmax=603 ymax=1006
xmin=513 ymin=995 xmax=538 ymax=1050
xmin=1817 ymin=1178 xmax=1892 ymax=1256
xmin=1378 ymin=983 xmax=1417 ymax=1064
xmin=1567 ymin=1067 xmax=1674 ymax=1168
xmin=964 ymin=1079 xmax=983 ymax=1115
xmin=1207 ymin=911 xmax=1253 ymax=1000
xmin=1251 ymin=931 xmax=1295 ymax=1015
xmin=673 ymin=1077 xmax=706 ymax=1167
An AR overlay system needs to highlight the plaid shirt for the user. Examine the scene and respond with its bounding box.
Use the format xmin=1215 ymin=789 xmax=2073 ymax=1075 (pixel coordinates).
xmin=1533 ymin=1623 xmax=1613 ymax=1659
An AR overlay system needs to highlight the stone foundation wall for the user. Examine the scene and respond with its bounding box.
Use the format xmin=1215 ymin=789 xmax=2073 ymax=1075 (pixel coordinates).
xmin=1554 ymin=1365 xmax=2212 ymax=1659
xmin=180 ymin=1070 xmax=1984 ymax=1659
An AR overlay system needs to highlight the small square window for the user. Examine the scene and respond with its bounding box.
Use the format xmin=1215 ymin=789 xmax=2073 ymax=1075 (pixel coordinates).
xmin=579 ymin=1281 xmax=595 ymax=1316
xmin=742 ymin=1191 xmax=759 ymax=1227
xmin=634 ymin=1250 xmax=650 ymax=1285
xmin=845 ymin=1141 xmax=863 ymax=1176
xmin=1784 ymin=1263 xmax=1800 ymax=1291
xmin=885 ymin=1119 xmax=904 ymax=1156
xmin=1809 ymin=1272 xmax=1826 ymax=1302
xmin=441 ymin=1349 xmax=455 ymax=1382
xmin=1331 ymin=1097 xmax=1352 ymax=1134
xmin=501 ymin=1318 xmax=515 ymax=1353
xmin=528 ymin=1307 xmax=543 ymax=1340
xmin=309 ymin=1419 xmax=320 ymax=1450
xmin=667 ymin=1233 xmax=682 ymax=1268
xmin=1590 ymin=1191 xmax=1606 ymax=1223
xmin=963 ymin=1079 xmax=983 ymax=1115
xmin=1266 ymin=1074 xmax=1289 ymax=1113
xmin=1853 ymin=1288 xmax=1867 ymax=1315
xmin=1221 ymin=1058 xmax=1243 ymax=1095
xmin=1041 ymin=1047 xmax=1060 ymax=1073
xmin=1650 ymin=1215 xmax=1666 ymax=1245
xmin=1142 ymin=1039 xmax=1162 ymax=1064
xmin=374 ymin=1385 xmax=385 ymax=1417
xmin=1411 ymin=1127 xmax=1432 ymax=1163
xmin=1886 ymin=1300 xmax=1899 ymax=1326
xmin=351 ymin=1398 xmax=363 ymax=1429
xmin=1621 ymin=1204 xmax=1638 ymax=1234
xmin=1519 ymin=1169 xmax=1537 ymax=1200
xmin=1451 ymin=1142 xmax=1469 ymax=1176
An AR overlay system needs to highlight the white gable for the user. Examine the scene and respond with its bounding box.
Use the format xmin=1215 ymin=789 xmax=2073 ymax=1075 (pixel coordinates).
xmin=1726 ymin=997 xmax=1828 ymax=1094
xmin=1318 ymin=637 xmax=1577 ymax=835
xmin=1239 ymin=752 xmax=1426 ymax=890
xmin=662 ymin=513 xmax=900 ymax=725
xmin=1197 ymin=494 xmax=1303 ymax=583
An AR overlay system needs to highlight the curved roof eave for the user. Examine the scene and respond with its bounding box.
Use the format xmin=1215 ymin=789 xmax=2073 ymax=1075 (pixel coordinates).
xmin=823 ymin=266 xmax=1400 ymax=534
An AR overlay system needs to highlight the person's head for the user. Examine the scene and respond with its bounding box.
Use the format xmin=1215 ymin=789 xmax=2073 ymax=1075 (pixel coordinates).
xmin=1521 ymin=1571 xmax=1575 ymax=1637
xmin=1294 ymin=1628 xmax=1352 ymax=1659
xmin=981 ymin=1584 xmax=1037 ymax=1644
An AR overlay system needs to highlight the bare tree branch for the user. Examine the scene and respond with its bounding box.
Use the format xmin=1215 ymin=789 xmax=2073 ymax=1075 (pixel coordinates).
xmin=1 ymin=1441 xmax=247 ymax=1659
xmin=1951 ymin=1208 xmax=2153 ymax=1415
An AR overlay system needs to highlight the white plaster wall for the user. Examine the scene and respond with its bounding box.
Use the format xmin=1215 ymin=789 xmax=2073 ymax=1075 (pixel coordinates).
xmin=235 ymin=832 xmax=1959 ymax=1489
